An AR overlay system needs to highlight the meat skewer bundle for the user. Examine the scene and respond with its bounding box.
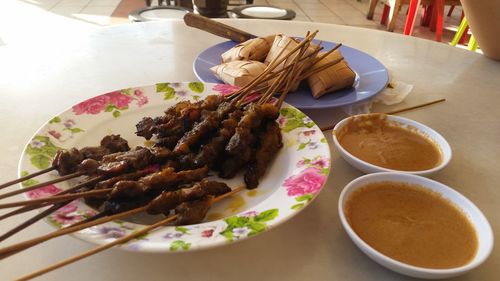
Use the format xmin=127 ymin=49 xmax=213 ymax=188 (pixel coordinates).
xmin=0 ymin=30 xmax=332 ymax=280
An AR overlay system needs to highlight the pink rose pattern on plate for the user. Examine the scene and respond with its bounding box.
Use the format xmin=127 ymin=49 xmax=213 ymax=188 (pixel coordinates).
xmin=72 ymin=89 xmax=148 ymax=116
xmin=21 ymin=83 xmax=330 ymax=251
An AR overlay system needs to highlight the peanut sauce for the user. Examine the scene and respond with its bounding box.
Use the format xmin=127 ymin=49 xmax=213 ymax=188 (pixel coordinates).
xmin=337 ymin=114 xmax=442 ymax=171
xmin=345 ymin=182 xmax=478 ymax=269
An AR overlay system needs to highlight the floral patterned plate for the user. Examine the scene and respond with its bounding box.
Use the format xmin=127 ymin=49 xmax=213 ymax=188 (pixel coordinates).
xmin=19 ymin=82 xmax=331 ymax=253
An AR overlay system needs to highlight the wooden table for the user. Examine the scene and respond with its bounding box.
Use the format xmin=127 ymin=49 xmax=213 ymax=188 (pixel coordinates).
xmin=0 ymin=19 xmax=498 ymax=280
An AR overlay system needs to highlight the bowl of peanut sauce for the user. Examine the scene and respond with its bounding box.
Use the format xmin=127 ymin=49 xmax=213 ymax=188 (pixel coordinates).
xmin=338 ymin=173 xmax=494 ymax=279
xmin=332 ymin=113 xmax=451 ymax=176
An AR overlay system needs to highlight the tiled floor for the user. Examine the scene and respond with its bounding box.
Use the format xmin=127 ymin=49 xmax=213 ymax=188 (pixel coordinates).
xmin=0 ymin=0 xmax=469 ymax=48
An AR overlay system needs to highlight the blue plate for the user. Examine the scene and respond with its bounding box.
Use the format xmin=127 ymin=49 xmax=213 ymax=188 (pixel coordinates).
xmin=193 ymin=40 xmax=389 ymax=109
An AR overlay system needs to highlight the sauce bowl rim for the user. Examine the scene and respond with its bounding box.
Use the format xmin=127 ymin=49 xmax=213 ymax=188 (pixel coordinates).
xmin=332 ymin=113 xmax=452 ymax=175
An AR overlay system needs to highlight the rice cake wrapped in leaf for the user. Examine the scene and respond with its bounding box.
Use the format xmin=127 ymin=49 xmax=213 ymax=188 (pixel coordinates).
xmin=264 ymin=34 xmax=320 ymax=71
xmin=210 ymin=60 xmax=268 ymax=87
xmin=221 ymin=35 xmax=276 ymax=63
xmin=307 ymin=50 xmax=356 ymax=98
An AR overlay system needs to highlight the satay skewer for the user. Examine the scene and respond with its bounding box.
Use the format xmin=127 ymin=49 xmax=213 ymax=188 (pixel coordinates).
xmin=0 ymin=188 xmax=111 ymax=209
xmin=0 ymin=167 xmax=56 ymax=190
xmin=17 ymin=185 xmax=244 ymax=281
xmin=0 ymin=171 xmax=86 ymax=200
xmin=0 ymin=177 xmax=104 ymax=242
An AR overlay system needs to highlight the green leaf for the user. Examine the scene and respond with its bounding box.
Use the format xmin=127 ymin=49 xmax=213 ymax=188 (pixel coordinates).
xmin=112 ymin=110 xmax=121 ymax=118
xmin=321 ymin=168 xmax=329 ymax=175
xmin=121 ymin=88 xmax=132 ymax=95
xmin=188 ymin=82 xmax=204 ymax=93
xmin=221 ymin=230 xmax=233 ymax=240
xmin=320 ymin=138 xmax=327 ymax=143
xmin=105 ymin=104 xmax=115 ymax=112
xmin=303 ymin=158 xmax=311 ymax=164
xmin=163 ymin=87 xmax=175 ymax=100
xmin=156 ymin=83 xmax=170 ymax=92
xmin=247 ymin=221 xmax=266 ymax=233
xmin=279 ymin=108 xmax=295 ymax=118
xmin=224 ymin=216 xmax=249 ymax=228
xmin=30 ymin=154 xmax=51 ymax=169
xmin=49 ymin=116 xmax=61 ymax=124
xmin=175 ymin=226 xmax=189 ymax=234
xmin=291 ymin=203 xmax=305 ymax=210
xmin=283 ymin=118 xmax=304 ymax=133
xmin=297 ymin=143 xmax=307 ymax=151
xmin=66 ymin=128 xmax=84 ymax=133
xmin=295 ymin=194 xmax=313 ymax=202
xmin=170 ymin=240 xmax=191 ymax=251
xmin=305 ymin=121 xmax=315 ymax=128
xmin=254 ymin=209 xmax=279 ymax=223
xmin=192 ymin=95 xmax=200 ymax=101
xmin=118 ymin=106 xmax=129 ymax=110
xmin=22 ymin=178 xmax=40 ymax=187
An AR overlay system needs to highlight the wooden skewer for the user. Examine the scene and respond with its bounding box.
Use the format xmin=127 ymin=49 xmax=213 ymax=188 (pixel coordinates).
xmin=0 ymin=177 xmax=103 ymax=243
xmin=0 ymin=171 xmax=85 ymax=200
xmin=0 ymin=176 xmax=103 ymax=221
xmin=0 ymin=166 xmax=56 ymax=190
xmin=16 ymin=186 xmax=245 ymax=281
xmin=319 ymin=98 xmax=447 ymax=131
xmin=0 ymin=188 xmax=111 ymax=209
xmin=384 ymin=98 xmax=446 ymax=115
xmin=0 ymin=206 xmax=148 ymax=260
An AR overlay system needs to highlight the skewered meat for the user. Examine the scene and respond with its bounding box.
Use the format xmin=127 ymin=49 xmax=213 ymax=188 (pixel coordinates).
xmin=173 ymin=101 xmax=236 ymax=154
xmin=244 ymin=121 xmax=283 ymax=188
xmin=193 ymin=109 xmax=243 ymax=169
xmin=146 ymin=180 xmax=230 ymax=215
xmin=109 ymin=166 xmax=209 ymax=198
xmin=174 ymin=196 xmax=213 ymax=225
xmin=135 ymin=95 xmax=224 ymax=140
xmin=226 ymin=103 xmax=279 ymax=156
xmin=98 ymin=147 xmax=154 ymax=175
xmin=52 ymin=135 xmax=130 ymax=175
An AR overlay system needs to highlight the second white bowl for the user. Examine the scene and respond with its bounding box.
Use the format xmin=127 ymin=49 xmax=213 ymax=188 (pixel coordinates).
xmin=332 ymin=113 xmax=452 ymax=176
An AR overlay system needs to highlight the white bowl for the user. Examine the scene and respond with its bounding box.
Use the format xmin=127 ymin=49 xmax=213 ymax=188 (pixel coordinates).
xmin=338 ymin=172 xmax=494 ymax=279
xmin=332 ymin=113 xmax=452 ymax=176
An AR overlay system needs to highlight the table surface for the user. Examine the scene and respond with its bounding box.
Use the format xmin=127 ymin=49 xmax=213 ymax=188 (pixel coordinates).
xmin=0 ymin=19 xmax=498 ymax=281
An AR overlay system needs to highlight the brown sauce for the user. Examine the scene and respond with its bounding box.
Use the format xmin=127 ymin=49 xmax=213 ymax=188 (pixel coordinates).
xmin=345 ymin=182 xmax=478 ymax=269
xmin=337 ymin=114 xmax=442 ymax=171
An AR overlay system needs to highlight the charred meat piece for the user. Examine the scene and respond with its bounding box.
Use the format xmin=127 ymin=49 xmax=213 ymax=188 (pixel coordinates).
xmin=193 ymin=109 xmax=243 ymax=169
xmin=244 ymin=121 xmax=283 ymax=189
xmin=100 ymin=135 xmax=130 ymax=153
xmin=135 ymin=95 xmax=224 ymax=140
xmin=146 ymin=180 xmax=230 ymax=215
xmin=98 ymin=147 xmax=154 ymax=175
xmin=52 ymin=135 xmax=130 ymax=176
xmin=52 ymin=148 xmax=84 ymax=176
xmin=80 ymin=135 xmax=130 ymax=160
xmin=109 ymin=166 xmax=209 ymax=198
xmin=174 ymin=196 xmax=213 ymax=225
xmin=173 ymin=101 xmax=236 ymax=154
xmin=153 ymin=136 xmax=179 ymax=150
xmin=226 ymin=103 xmax=279 ymax=156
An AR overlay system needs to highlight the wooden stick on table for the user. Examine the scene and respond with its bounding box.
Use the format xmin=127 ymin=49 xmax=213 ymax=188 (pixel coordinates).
xmin=319 ymin=98 xmax=446 ymax=131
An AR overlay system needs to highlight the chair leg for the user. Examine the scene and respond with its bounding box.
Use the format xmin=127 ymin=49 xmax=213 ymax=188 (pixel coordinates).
xmin=435 ymin=0 xmax=444 ymax=42
xmin=450 ymin=17 xmax=468 ymax=46
xmin=403 ymin=0 xmax=421 ymax=35
xmin=459 ymin=26 xmax=469 ymax=44
xmin=447 ymin=5 xmax=455 ymax=16
xmin=381 ymin=4 xmax=390 ymax=25
xmin=367 ymin=0 xmax=378 ymax=20
xmin=387 ymin=0 xmax=402 ymax=32
xmin=468 ymin=35 xmax=478 ymax=51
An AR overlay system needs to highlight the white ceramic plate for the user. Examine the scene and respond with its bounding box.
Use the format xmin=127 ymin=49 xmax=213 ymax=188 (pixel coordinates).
xmin=19 ymin=82 xmax=331 ymax=253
